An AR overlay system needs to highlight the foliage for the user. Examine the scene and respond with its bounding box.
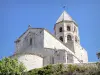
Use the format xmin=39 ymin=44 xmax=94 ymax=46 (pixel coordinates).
xmin=28 ymin=64 xmax=64 ymax=75
xmin=0 ymin=57 xmax=26 ymax=75
xmin=0 ymin=57 xmax=99 ymax=75
xmin=28 ymin=63 xmax=100 ymax=75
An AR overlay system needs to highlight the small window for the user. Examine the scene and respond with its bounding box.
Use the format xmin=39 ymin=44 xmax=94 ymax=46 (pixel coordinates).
xmin=59 ymin=36 xmax=63 ymax=42
xmin=52 ymin=57 xmax=54 ymax=64
xmin=74 ymin=27 xmax=77 ymax=32
xmin=30 ymin=38 xmax=32 ymax=45
xmin=74 ymin=27 xmax=76 ymax=31
xmin=67 ymin=26 xmax=70 ymax=31
xmin=57 ymin=54 xmax=60 ymax=60
xmin=67 ymin=56 xmax=68 ymax=60
xmin=67 ymin=35 xmax=72 ymax=41
xmin=75 ymin=36 xmax=78 ymax=42
xmin=59 ymin=27 xmax=62 ymax=32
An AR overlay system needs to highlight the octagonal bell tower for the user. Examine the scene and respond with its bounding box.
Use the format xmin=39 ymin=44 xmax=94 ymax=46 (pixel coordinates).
xmin=54 ymin=10 xmax=80 ymax=52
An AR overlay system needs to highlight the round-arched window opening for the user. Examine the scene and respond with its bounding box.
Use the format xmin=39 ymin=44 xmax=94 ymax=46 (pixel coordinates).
xmin=59 ymin=36 xmax=63 ymax=42
xmin=59 ymin=27 xmax=62 ymax=32
xmin=74 ymin=27 xmax=76 ymax=31
xmin=74 ymin=26 xmax=77 ymax=32
xmin=67 ymin=26 xmax=71 ymax=31
xmin=67 ymin=35 xmax=72 ymax=41
xmin=30 ymin=38 xmax=32 ymax=45
xmin=75 ymin=36 xmax=78 ymax=42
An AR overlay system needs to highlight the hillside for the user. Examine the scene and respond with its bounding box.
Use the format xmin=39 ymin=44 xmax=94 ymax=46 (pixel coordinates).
xmin=27 ymin=63 xmax=100 ymax=75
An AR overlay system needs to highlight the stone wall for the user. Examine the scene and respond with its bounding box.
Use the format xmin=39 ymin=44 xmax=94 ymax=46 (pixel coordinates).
xmin=15 ymin=28 xmax=44 ymax=53
xmin=74 ymin=43 xmax=88 ymax=63
xmin=44 ymin=29 xmax=81 ymax=63
xmin=13 ymin=54 xmax=43 ymax=71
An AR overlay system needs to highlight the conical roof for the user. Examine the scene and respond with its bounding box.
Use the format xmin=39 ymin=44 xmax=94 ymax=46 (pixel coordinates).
xmin=56 ymin=10 xmax=73 ymax=23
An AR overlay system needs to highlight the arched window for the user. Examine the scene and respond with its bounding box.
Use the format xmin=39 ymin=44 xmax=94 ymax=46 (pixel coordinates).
xmin=74 ymin=27 xmax=76 ymax=31
xmin=67 ymin=26 xmax=70 ymax=31
xmin=30 ymin=38 xmax=32 ymax=45
xmin=75 ymin=36 xmax=78 ymax=42
xmin=52 ymin=57 xmax=54 ymax=64
xmin=74 ymin=26 xmax=77 ymax=32
xmin=59 ymin=27 xmax=62 ymax=32
xmin=67 ymin=35 xmax=72 ymax=41
xmin=59 ymin=36 xmax=63 ymax=42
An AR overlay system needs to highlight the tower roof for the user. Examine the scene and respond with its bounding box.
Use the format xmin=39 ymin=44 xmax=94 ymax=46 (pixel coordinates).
xmin=56 ymin=10 xmax=73 ymax=23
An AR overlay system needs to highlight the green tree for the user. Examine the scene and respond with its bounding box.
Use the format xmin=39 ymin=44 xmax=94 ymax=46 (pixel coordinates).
xmin=0 ymin=57 xmax=26 ymax=75
xmin=97 ymin=52 xmax=100 ymax=61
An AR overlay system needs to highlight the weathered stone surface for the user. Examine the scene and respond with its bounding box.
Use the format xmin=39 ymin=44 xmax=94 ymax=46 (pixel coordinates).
xmin=12 ymin=10 xmax=88 ymax=71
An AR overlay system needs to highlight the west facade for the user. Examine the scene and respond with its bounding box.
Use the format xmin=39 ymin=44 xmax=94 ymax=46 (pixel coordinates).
xmin=13 ymin=10 xmax=88 ymax=71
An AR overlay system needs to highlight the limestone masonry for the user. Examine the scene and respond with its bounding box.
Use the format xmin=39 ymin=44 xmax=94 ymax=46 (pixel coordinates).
xmin=13 ymin=10 xmax=88 ymax=71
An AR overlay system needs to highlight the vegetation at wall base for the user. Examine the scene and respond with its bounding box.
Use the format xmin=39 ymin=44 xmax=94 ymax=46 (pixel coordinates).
xmin=0 ymin=57 xmax=26 ymax=75
xmin=28 ymin=63 xmax=100 ymax=75
xmin=0 ymin=57 xmax=100 ymax=75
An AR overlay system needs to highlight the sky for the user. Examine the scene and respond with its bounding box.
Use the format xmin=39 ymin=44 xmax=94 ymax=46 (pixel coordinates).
xmin=0 ymin=0 xmax=100 ymax=62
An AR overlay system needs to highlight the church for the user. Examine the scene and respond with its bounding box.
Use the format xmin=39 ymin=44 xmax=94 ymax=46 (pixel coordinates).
xmin=13 ymin=10 xmax=88 ymax=71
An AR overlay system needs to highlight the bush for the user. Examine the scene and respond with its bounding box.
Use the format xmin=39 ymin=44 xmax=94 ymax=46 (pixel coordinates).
xmin=28 ymin=64 xmax=65 ymax=75
xmin=27 ymin=63 xmax=100 ymax=75
xmin=0 ymin=57 xmax=26 ymax=75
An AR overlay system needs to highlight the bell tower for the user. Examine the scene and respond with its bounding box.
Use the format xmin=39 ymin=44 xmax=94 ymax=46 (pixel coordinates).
xmin=54 ymin=10 xmax=80 ymax=52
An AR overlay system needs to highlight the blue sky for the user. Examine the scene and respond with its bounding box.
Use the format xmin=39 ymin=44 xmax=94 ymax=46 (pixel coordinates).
xmin=0 ymin=0 xmax=100 ymax=62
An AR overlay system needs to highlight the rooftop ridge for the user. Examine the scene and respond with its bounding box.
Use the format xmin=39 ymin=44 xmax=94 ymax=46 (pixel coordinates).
xmin=56 ymin=10 xmax=73 ymax=23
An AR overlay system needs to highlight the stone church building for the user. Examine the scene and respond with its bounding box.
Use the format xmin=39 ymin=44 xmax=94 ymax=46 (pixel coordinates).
xmin=13 ymin=10 xmax=88 ymax=71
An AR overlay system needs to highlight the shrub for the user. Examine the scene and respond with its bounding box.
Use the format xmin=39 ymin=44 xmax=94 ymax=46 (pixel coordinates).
xmin=27 ymin=63 xmax=100 ymax=75
xmin=0 ymin=57 xmax=26 ymax=75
